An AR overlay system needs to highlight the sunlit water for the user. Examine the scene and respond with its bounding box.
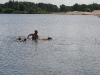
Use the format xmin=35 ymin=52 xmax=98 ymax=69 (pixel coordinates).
xmin=0 ymin=14 xmax=100 ymax=75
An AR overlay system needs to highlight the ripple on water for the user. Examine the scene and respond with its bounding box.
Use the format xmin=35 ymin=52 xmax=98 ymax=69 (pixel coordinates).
xmin=1 ymin=15 xmax=100 ymax=75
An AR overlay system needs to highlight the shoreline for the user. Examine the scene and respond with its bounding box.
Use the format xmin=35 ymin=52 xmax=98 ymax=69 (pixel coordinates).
xmin=52 ymin=10 xmax=100 ymax=16
xmin=0 ymin=10 xmax=100 ymax=17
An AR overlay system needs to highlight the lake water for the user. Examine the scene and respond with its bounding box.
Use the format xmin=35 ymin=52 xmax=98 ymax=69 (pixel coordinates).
xmin=0 ymin=14 xmax=100 ymax=75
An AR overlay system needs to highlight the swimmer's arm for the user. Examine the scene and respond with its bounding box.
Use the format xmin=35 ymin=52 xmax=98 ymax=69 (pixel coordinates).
xmin=27 ymin=34 xmax=33 ymax=38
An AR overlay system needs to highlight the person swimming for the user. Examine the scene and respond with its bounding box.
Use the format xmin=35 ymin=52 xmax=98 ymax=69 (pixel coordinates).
xmin=39 ymin=37 xmax=52 ymax=40
xmin=27 ymin=30 xmax=39 ymax=40
xmin=17 ymin=37 xmax=26 ymax=42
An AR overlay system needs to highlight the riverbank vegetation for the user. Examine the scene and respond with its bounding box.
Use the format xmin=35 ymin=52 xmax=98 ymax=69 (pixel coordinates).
xmin=0 ymin=0 xmax=100 ymax=14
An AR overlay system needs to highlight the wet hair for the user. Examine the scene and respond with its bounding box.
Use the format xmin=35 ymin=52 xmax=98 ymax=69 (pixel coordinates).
xmin=24 ymin=38 xmax=26 ymax=41
xmin=47 ymin=37 xmax=52 ymax=40
xmin=35 ymin=30 xmax=38 ymax=34
xmin=18 ymin=37 xmax=21 ymax=40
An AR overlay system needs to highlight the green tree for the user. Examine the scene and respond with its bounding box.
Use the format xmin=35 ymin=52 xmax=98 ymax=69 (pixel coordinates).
xmin=60 ymin=4 xmax=66 ymax=12
xmin=8 ymin=0 xmax=14 ymax=8
xmin=1 ymin=0 xmax=100 ymax=14
xmin=72 ymin=3 xmax=79 ymax=11
xmin=0 ymin=7 xmax=2 ymax=13
xmin=92 ymin=3 xmax=100 ymax=10
xmin=79 ymin=4 xmax=87 ymax=11
xmin=3 ymin=8 xmax=15 ymax=13
xmin=19 ymin=3 xmax=26 ymax=11
xmin=83 ymin=8 xmax=91 ymax=12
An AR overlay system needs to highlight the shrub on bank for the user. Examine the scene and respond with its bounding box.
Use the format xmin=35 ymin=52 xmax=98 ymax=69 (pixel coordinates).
xmin=83 ymin=8 xmax=91 ymax=12
xmin=3 ymin=8 xmax=15 ymax=13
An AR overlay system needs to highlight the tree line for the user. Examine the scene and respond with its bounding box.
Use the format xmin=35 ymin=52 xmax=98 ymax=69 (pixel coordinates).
xmin=0 ymin=0 xmax=100 ymax=14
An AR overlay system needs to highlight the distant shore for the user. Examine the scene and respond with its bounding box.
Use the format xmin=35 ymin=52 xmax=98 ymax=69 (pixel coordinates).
xmin=52 ymin=10 xmax=100 ymax=17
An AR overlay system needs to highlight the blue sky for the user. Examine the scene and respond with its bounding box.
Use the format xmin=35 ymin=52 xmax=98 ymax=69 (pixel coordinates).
xmin=0 ymin=0 xmax=100 ymax=6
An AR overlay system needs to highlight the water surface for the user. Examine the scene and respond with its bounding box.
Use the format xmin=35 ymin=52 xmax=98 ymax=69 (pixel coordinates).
xmin=0 ymin=14 xmax=100 ymax=75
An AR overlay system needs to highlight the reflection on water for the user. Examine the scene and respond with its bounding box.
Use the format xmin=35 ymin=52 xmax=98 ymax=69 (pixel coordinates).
xmin=1 ymin=14 xmax=100 ymax=75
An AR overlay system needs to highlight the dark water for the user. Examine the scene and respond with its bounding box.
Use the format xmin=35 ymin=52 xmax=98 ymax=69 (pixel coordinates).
xmin=0 ymin=14 xmax=100 ymax=75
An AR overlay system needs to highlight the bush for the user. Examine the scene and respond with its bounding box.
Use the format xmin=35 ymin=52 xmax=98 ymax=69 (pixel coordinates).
xmin=3 ymin=8 xmax=15 ymax=13
xmin=83 ymin=8 xmax=91 ymax=12
xmin=0 ymin=7 xmax=2 ymax=13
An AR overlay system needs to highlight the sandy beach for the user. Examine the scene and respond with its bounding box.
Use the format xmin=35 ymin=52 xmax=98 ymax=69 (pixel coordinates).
xmin=52 ymin=10 xmax=100 ymax=16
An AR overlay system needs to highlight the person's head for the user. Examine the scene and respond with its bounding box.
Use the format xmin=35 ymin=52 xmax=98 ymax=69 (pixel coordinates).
xmin=34 ymin=30 xmax=38 ymax=34
xmin=18 ymin=37 xmax=21 ymax=40
xmin=47 ymin=37 xmax=52 ymax=40
xmin=24 ymin=38 xmax=26 ymax=41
